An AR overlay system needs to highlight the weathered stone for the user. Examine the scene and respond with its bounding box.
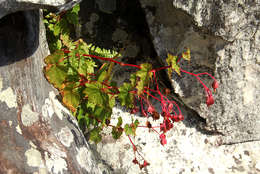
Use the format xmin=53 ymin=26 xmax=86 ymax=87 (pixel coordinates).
xmin=94 ymin=106 xmax=260 ymax=174
xmin=0 ymin=0 xmax=81 ymax=19
xmin=139 ymin=0 xmax=260 ymax=144
xmin=0 ymin=10 xmax=110 ymax=174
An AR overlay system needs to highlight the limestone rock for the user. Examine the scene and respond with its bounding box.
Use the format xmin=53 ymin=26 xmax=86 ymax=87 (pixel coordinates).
xmin=0 ymin=10 xmax=110 ymax=174
xmin=94 ymin=106 xmax=260 ymax=174
xmin=0 ymin=0 xmax=81 ymax=19
xmin=139 ymin=0 xmax=260 ymax=144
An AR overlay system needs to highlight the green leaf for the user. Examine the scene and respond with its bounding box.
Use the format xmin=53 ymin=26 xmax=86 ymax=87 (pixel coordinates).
xmin=84 ymin=82 xmax=108 ymax=106
xmin=66 ymin=12 xmax=79 ymax=25
xmin=89 ymin=128 xmax=102 ymax=143
xmin=53 ymin=22 xmax=61 ymax=36
xmin=166 ymin=53 xmax=181 ymax=76
xmin=62 ymin=86 xmax=80 ymax=112
xmin=124 ymin=124 xmax=133 ymax=136
xmin=56 ymin=39 xmax=62 ymax=50
xmin=78 ymin=57 xmax=89 ymax=76
xmin=96 ymin=64 xmax=109 ymax=82
xmin=108 ymin=94 xmax=116 ymax=108
xmin=44 ymin=50 xmax=64 ymax=65
xmin=112 ymin=127 xmax=123 ymax=139
xmin=136 ymin=63 xmax=153 ymax=95
xmin=77 ymin=109 xmax=90 ymax=130
xmin=130 ymin=73 xmax=136 ymax=87
xmin=71 ymin=4 xmax=80 ymax=14
xmin=44 ymin=64 xmax=67 ymax=89
xmin=117 ymin=117 xmax=123 ymax=127
xmin=118 ymin=83 xmax=134 ymax=108
xmin=182 ymin=48 xmax=191 ymax=61
xmin=92 ymin=105 xmax=112 ymax=124
xmin=133 ymin=119 xmax=139 ymax=128
xmin=124 ymin=120 xmax=139 ymax=136
xmin=60 ymin=33 xmax=73 ymax=48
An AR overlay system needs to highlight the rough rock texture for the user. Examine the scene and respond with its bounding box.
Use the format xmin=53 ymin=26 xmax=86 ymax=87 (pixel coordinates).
xmin=139 ymin=0 xmax=260 ymax=144
xmin=94 ymin=106 xmax=260 ymax=174
xmin=0 ymin=10 xmax=110 ymax=174
xmin=0 ymin=0 xmax=81 ymax=19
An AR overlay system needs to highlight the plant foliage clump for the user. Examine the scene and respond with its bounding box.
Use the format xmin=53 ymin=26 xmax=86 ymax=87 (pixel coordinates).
xmin=43 ymin=5 xmax=219 ymax=170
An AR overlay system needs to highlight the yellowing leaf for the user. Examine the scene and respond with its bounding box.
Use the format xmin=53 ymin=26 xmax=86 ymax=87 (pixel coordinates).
xmin=166 ymin=53 xmax=181 ymax=76
xmin=136 ymin=63 xmax=153 ymax=95
xmin=44 ymin=64 xmax=67 ymax=89
xmin=182 ymin=48 xmax=191 ymax=61
xmin=44 ymin=50 xmax=64 ymax=65
xmin=62 ymin=87 xmax=80 ymax=112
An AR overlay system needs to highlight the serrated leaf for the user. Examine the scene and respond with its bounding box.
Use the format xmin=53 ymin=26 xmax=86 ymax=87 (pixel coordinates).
xmin=84 ymin=82 xmax=108 ymax=106
xmin=124 ymin=124 xmax=133 ymax=136
xmin=78 ymin=57 xmax=89 ymax=76
xmin=44 ymin=64 xmax=67 ymax=89
xmin=166 ymin=53 xmax=181 ymax=76
xmin=182 ymin=48 xmax=191 ymax=61
xmin=136 ymin=63 xmax=153 ymax=95
xmin=124 ymin=120 xmax=139 ymax=136
xmin=89 ymin=128 xmax=102 ymax=143
xmin=108 ymin=94 xmax=116 ymax=108
xmin=53 ymin=22 xmax=61 ymax=36
xmin=118 ymin=83 xmax=134 ymax=108
xmin=60 ymin=34 xmax=73 ymax=48
xmin=44 ymin=50 xmax=64 ymax=65
xmin=62 ymin=86 xmax=80 ymax=112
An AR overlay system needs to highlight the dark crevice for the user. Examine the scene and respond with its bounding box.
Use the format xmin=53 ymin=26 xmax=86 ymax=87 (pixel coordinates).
xmin=0 ymin=10 xmax=39 ymax=66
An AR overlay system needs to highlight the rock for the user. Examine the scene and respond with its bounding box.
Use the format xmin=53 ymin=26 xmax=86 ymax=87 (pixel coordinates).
xmin=94 ymin=106 xmax=260 ymax=174
xmin=139 ymin=0 xmax=260 ymax=144
xmin=79 ymin=0 xmax=157 ymax=60
xmin=0 ymin=0 xmax=82 ymax=19
xmin=0 ymin=10 xmax=110 ymax=174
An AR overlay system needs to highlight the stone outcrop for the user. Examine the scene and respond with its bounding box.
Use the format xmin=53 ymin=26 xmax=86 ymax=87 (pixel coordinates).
xmin=139 ymin=0 xmax=260 ymax=144
xmin=1 ymin=0 xmax=260 ymax=173
xmin=0 ymin=10 xmax=110 ymax=174
xmin=0 ymin=0 xmax=82 ymax=19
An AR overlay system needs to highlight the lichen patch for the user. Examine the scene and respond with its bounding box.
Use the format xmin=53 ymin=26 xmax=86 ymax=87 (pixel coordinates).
xmin=21 ymin=104 xmax=39 ymax=126
xmin=56 ymin=127 xmax=74 ymax=147
xmin=0 ymin=87 xmax=17 ymax=108
xmin=76 ymin=147 xmax=93 ymax=170
xmin=44 ymin=148 xmax=67 ymax=174
xmin=42 ymin=98 xmax=54 ymax=119
xmin=25 ymin=148 xmax=44 ymax=167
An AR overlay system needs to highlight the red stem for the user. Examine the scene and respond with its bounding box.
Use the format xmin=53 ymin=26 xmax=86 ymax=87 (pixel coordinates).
xmin=83 ymin=54 xmax=141 ymax=69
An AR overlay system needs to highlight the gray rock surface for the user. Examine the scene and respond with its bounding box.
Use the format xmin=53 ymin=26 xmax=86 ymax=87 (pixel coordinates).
xmin=95 ymin=106 xmax=260 ymax=174
xmin=139 ymin=0 xmax=260 ymax=144
xmin=0 ymin=10 xmax=110 ymax=174
xmin=0 ymin=0 xmax=81 ymax=19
